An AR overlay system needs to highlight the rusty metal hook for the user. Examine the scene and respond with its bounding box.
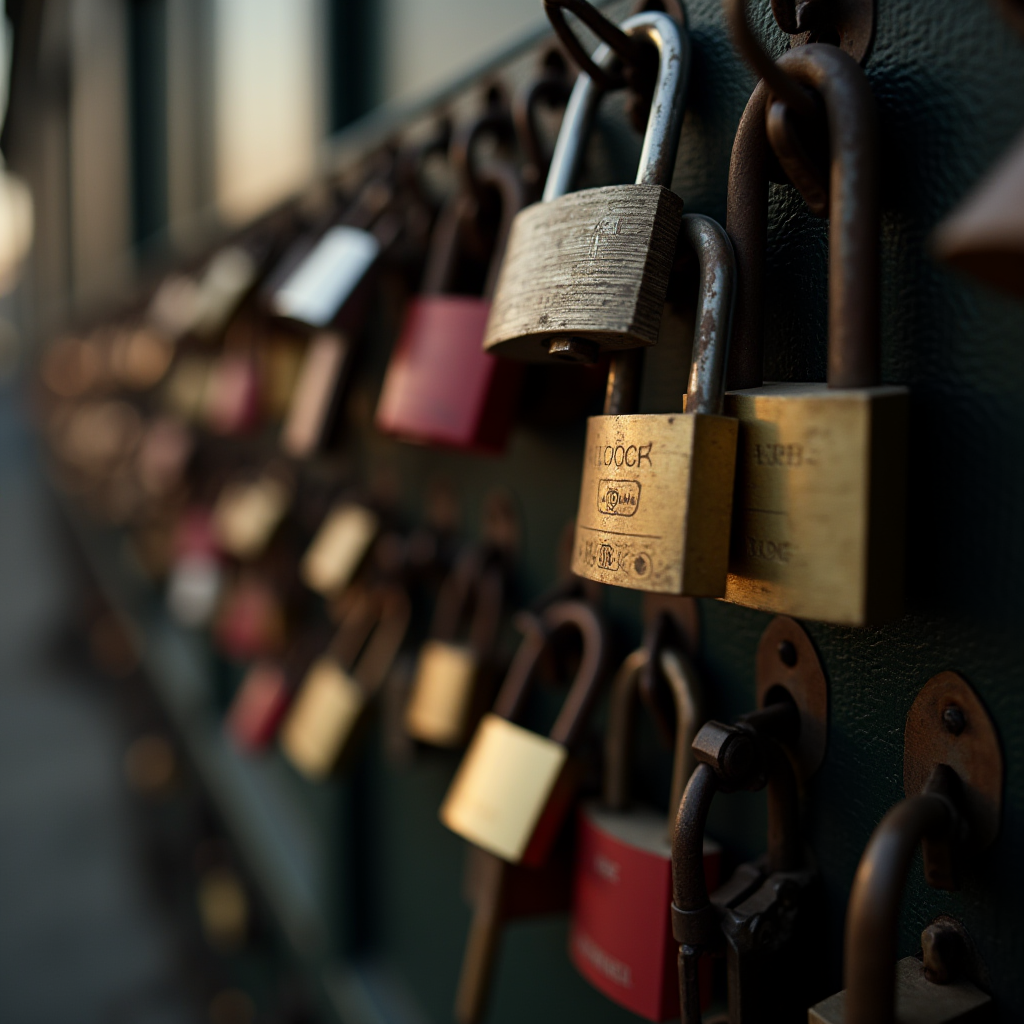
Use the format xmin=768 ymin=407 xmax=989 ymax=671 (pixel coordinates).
xmin=544 ymin=0 xmax=647 ymax=91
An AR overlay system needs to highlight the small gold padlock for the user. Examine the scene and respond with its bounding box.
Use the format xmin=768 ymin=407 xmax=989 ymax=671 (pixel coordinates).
xmin=299 ymin=501 xmax=379 ymax=597
xmin=280 ymin=583 xmax=410 ymax=780
xmin=722 ymin=46 xmax=907 ymax=625
xmin=571 ymin=214 xmax=738 ymax=595
xmin=440 ymin=600 xmax=607 ymax=866
xmin=404 ymin=546 xmax=505 ymax=748
xmin=212 ymin=469 xmax=292 ymax=561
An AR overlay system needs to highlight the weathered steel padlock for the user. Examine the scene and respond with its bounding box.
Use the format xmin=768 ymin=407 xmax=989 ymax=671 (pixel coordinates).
xmin=571 ymin=214 xmax=738 ymax=595
xmin=280 ymin=583 xmax=410 ymax=780
xmin=570 ymin=637 xmax=719 ymax=1020
xmin=722 ymin=45 xmax=908 ymax=626
xmin=440 ymin=599 xmax=608 ymax=866
xmin=810 ymin=671 xmax=1001 ymax=1024
xmin=482 ymin=9 xmax=689 ymax=361
xmin=299 ymin=501 xmax=380 ymax=598
xmin=374 ymin=105 xmax=525 ymax=452
xmin=672 ymin=616 xmax=828 ymax=1024
xmin=404 ymin=545 xmax=505 ymax=748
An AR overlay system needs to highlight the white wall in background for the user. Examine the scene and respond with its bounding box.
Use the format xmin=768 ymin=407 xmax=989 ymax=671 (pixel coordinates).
xmin=213 ymin=0 xmax=325 ymax=223
xmin=377 ymin=0 xmax=545 ymax=104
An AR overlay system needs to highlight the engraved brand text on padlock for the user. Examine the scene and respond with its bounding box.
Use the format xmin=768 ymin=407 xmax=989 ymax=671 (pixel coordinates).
xmin=722 ymin=45 xmax=907 ymax=626
xmin=482 ymin=11 xmax=689 ymax=360
xmin=440 ymin=601 xmax=607 ymax=866
xmin=572 ymin=215 xmax=738 ymax=595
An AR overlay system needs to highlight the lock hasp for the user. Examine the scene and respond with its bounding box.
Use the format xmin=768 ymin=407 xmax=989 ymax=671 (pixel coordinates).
xmin=571 ymin=411 xmax=738 ymax=594
xmin=723 ymin=382 xmax=908 ymax=625
xmin=483 ymin=184 xmax=684 ymax=360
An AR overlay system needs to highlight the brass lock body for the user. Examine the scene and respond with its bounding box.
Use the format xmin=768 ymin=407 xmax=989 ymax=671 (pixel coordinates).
xmin=722 ymin=46 xmax=907 ymax=626
xmin=572 ymin=215 xmax=738 ymax=595
xmin=482 ymin=10 xmax=689 ymax=361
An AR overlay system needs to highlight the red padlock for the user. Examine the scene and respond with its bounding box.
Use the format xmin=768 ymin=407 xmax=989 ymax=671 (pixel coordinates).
xmin=570 ymin=640 xmax=719 ymax=1021
xmin=226 ymin=661 xmax=290 ymax=751
xmin=374 ymin=101 xmax=523 ymax=453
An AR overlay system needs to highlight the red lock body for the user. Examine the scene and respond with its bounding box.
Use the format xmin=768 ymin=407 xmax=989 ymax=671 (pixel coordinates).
xmin=375 ymin=296 xmax=521 ymax=453
xmin=227 ymin=661 xmax=291 ymax=751
xmin=571 ymin=804 xmax=719 ymax=1020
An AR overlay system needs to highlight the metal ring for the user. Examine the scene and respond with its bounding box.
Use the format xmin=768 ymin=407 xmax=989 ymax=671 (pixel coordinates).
xmin=544 ymin=0 xmax=644 ymax=90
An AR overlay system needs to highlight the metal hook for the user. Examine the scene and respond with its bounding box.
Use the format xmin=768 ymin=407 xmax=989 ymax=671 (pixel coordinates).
xmin=544 ymin=0 xmax=646 ymax=91
xmin=723 ymin=0 xmax=817 ymax=119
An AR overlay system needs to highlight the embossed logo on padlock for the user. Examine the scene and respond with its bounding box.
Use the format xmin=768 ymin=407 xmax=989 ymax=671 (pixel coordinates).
xmin=597 ymin=479 xmax=640 ymax=516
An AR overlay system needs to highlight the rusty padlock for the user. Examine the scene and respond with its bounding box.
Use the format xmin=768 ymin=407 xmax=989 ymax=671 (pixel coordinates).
xmin=375 ymin=101 xmax=525 ymax=452
xmin=810 ymin=671 xmax=1000 ymax=1024
xmin=404 ymin=544 xmax=505 ymax=748
xmin=570 ymin=632 xmax=720 ymax=1020
xmin=722 ymin=33 xmax=908 ymax=626
xmin=482 ymin=7 xmax=689 ymax=361
xmin=280 ymin=582 xmax=410 ymax=780
xmin=571 ymin=213 xmax=738 ymax=595
xmin=440 ymin=599 xmax=608 ymax=866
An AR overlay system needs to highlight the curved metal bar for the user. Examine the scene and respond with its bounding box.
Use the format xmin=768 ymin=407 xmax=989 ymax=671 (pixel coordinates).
xmin=659 ymin=647 xmax=701 ymax=831
xmin=543 ymin=10 xmax=688 ymax=199
xmin=544 ymin=0 xmax=643 ymax=90
xmin=776 ymin=44 xmax=879 ymax=388
xmin=672 ymin=762 xmax=720 ymax=917
xmin=603 ymin=647 xmax=648 ymax=810
xmin=723 ymin=0 xmax=817 ymax=119
xmin=681 ymin=213 xmax=736 ymax=415
xmin=548 ymin=600 xmax=608 ymax=747
xmin=844 ymin=791 xmax=956 ymax=1024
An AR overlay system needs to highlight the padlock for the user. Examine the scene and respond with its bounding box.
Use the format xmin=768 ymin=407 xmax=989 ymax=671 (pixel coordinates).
xmin=280 ymin=583 xmax=410 ymax=780
xmin=204 ymin=348 xmax=261 ymax=435
xmin=482 ymin=9 xmax=688 ymax=362
xmin=721 ymin=44 xmax=908 ymax=626
xmin=166 ymin=507 xmax=223 ymax=628
xmin=213 ymin=570 xmax=286 ymax=662
xmin=440 ymin=599 xmax=608 ymax=866
xmin=212 ymin=469 xmax=293 ymax=562
xmin=570 ymin=637 xmax=720 ymax=1020
xmin=810 ymin=671 xmax=1000 ymax=1024
xmin=404 ymin=544 xmax=505 ymax=747
xmin=672 ymin=616 xmax=828 ymax=1024
xmin=571 ymin=214 xmax=738 ymax=595
xmin=279 ymin=331 xmax=351 ymax=458
xmin=299 ymin=501 xmax=380 ymax=598
xmin=374 ymin=102 xmax=525 ymax=452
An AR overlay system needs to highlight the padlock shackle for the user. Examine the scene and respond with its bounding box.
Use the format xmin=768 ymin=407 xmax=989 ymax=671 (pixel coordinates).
xmin=543 ymin=11 xmax=688 ymax=200
xmin=513 ymin=51 xmax=572 ymax=198
xmin=331 ymin=583 xmax=411 ymax=692
xmin=844 ymin=765 xmax=967 ymax=1024
xmin=477 ymin=160 xmax=527 ymax=299
xmin=491 ymin=600 xmax=607 ymax=749
xmin=681 ymin=214 xmax=736 ymax=416
xmin=431 ymin=545 xmax=505 ymax=657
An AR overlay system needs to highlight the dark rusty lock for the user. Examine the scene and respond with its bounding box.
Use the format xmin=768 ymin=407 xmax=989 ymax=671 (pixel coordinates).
xmin=810 ymin=671 xmax=1001 ymax=1024
xmin=672 ymin=617 xmax=828 ymax=1024
xmin=375 ymin=100 xmax=525 ymax=453
xmin=482 ymin=9 xmax=689 ymax=362
xmin=722 ymin=33 xmax=908 ymax=626
xmin=570 ymin=629 xmax=720 ymax=1021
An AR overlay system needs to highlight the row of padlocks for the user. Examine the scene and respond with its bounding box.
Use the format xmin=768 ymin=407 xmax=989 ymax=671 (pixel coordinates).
xmin=37 ymin=0 xmax=1018 ymax=1021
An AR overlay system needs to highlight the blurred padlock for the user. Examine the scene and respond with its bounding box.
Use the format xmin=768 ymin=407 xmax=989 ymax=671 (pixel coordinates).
xmin=375 ymin=98 xmax=524 ymax=452
xmin=212 ymin=468 xmax=293 ymax=562
xmin=299 ymin=501 xmax=380 ymax=598
xmin=440 ymin=599 xmax=608 ymax=866
xmin=404 ymin=544 xmax=506 ymax=747
xmin=570 ymin=637 xmax=719 ymax=1020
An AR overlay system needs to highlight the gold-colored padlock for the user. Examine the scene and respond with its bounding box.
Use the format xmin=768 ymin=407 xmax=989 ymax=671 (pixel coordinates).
xmin=722 ymin=45 xmax=907 ymax=626
xmin=440 ymin=600 xmax=607 ymax=866
xmin=299 ymin=501 xmax=380 ymax=597
xmin=404 ymin=546 xmax=505 ymax=748
xmin=280 ymin=583 xmax=410 ymax=780
xmin=571 ymin=214 xmax=738 ymax=595
xmin=212 ymin=469 xmax=292 ymax=561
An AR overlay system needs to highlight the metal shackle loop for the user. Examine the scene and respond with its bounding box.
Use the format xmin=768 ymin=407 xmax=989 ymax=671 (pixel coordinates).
xmin=331 ymin=583 xmax=411 ymax=692
xmin=681 ymin=214 xmax=736 ymax=415
xmin=844 ymin=764 xmax=967 ymax=1024
xmin=491 ymin=599 xmax=608 ymax=748
xmin=603 ymin=644 xmax=700 ymax=832
xmin=475 ymin=161 xmax=527 ymax=299
xmin=543 ymin=10 xmax=689 ymax=201
xmin=431 ymin=547 xmax=505 ymax=656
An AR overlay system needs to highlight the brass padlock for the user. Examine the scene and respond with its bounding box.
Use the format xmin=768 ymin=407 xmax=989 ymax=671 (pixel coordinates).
xmin=810 ymin=671 xmax=1000 ymax=1024
xmin=571 ymin=214 xmax=738 ymax=595
xmin=280 ymin=582 xmax=410 ymax=780
xmin=212 ymin=467 xmax=293 ymax=562
xmin=299 ymin=501 xmax=380 ymax=597
xmin=440 ymin=599 xmax=608 ymax=866
xmin=482 ymin=9 xmax=689 ymax=361
xmin=404 ymin=545 xmax=505 ymax=748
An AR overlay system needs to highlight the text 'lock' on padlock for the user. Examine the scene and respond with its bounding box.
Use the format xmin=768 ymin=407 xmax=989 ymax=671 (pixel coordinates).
xmin=482 ymin=10 xmax=690 ymax=362
xmin=570 ymin=640 xmax=719 ymax=1022
xmin=571 ymin=214 xmax=739 ymax=596
xmin=440 ymin=600 xmax=608 ymax=866
xmin=405 ymin=546 xmax=505 ymax=748
xmin=375 ymin=100 xmax=524 ymax=453
xmin=722 ymin=45 xmax=908 ymax=626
